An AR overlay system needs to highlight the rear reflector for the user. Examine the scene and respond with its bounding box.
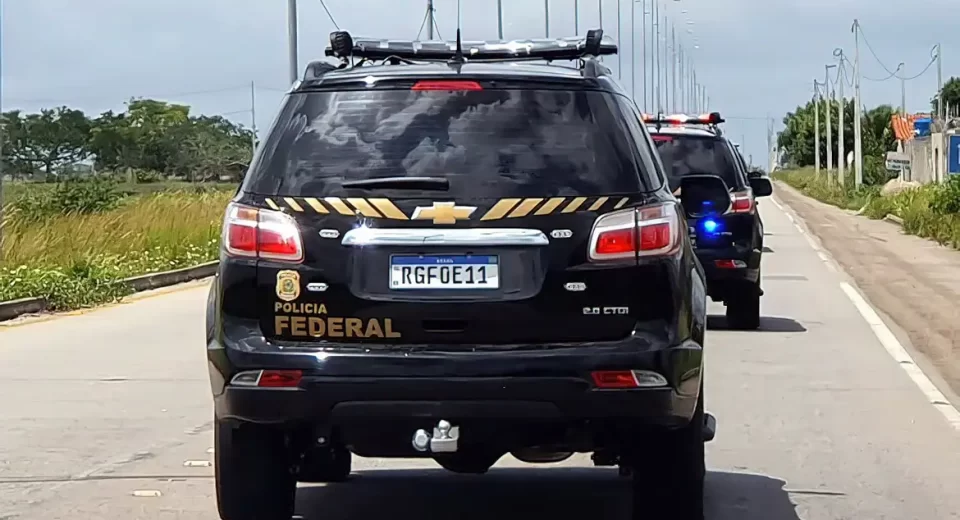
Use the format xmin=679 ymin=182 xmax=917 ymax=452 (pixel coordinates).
xmin=230 ymin=370 xmax=303 ymax=388
xmin=412 ymin=80 xmax=483 ymax=91
xmin=715 ymin=259 xmax=747 ymax=269
xmin=591 ymin=370 xmax=668 ymax=389
xmin=257 ymin=370 xmax=303 ymax=388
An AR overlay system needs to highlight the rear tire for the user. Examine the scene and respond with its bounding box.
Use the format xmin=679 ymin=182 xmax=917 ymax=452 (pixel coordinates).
xmin=725 ymin=282 xmax=761 ymax=330
xmin=215 ymin=419 xmax=296 ymax=520
xmin=296 ymin=443 xmax=352 ymax=483
xmin=625 ymin=392 xmax=705 ymax=520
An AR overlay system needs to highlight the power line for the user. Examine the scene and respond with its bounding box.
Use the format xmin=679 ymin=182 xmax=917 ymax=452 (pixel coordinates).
xmin=317 ymin=0 xmax=340 ymax=29
xmin=857 ymin=24 xmax=900 ymax=76
xmin=896 ymin=55 xmax=938 ymax=81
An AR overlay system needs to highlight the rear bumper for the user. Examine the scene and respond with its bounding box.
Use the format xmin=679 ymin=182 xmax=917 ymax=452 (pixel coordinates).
xmin=208 ymin=331 xmax=703 ymax=428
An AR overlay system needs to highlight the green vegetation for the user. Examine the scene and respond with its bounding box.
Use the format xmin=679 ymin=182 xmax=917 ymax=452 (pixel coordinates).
xmin=0 ymin=180 xmax=233 ymax=310
xmin=0 ymin=98 xmax=247 ymax=312
xmin=775 ymin=168 xmax=960 ymax=250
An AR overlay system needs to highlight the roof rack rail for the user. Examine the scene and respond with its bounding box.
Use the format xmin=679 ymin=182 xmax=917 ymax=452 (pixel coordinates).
xmin=324 ymin=28 xmax=617 ymax=63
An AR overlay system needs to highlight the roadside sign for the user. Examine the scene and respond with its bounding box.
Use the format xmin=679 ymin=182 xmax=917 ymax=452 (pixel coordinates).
xmin=885 ymin=151 xmax=911 ymax=171
xmin=949 ymin=135 xmax=960 ymax=174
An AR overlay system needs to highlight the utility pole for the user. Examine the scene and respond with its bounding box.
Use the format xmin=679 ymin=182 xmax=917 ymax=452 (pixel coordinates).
xmin=678 ymin=45 xmax=684 ymax=112
xmin=617 ymin=0 xmax=622 ymax=79
xmin=825 ymin=64 xmax=835 ymax=174
xmin=598 ymin=0 xmax=602 ymax=28
xmin=287 ymin=0 xmax=299 ymax=85
xmin=673 ymin=27 xmax=679 ymax=112
xmin=852 ymin=19 xmax=863 ymax=187
xmin=427 ymin=0 xmax=435 ymax=40
xmin=250 ymin=81 xmax=258 ymax=156
xmin=641 ymin=0 xmax=647 ymax=112
xmin=654 ymin=0 xmax=660 ymax=111
xmin=835 ymin=50 xmax=845 ymax=186
xmin=936 ymin=44 xmax=944 ymax=123
xmin=545 ymin=0 xmax=550 ymax=37
xmin=814 ymin=80 xmax=821 ymax=178
xmin=497 ymin=0 xmax=503 ymax=39
xmin=899 ymin=62 xmax=906 ymax=116
xmin=630 ymin=0 xmax=636 ymax=102
xmin=574 ymin=0 xmax=579 ymax=35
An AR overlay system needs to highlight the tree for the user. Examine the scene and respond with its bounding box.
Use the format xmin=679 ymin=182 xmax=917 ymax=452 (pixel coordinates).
xmin=931 ymin=77 xmax=960 ymax=114
xmin=1 ymin=107 xmax=92 ymax=176
xmin=777 ymin=98 xmax=896 ymax=184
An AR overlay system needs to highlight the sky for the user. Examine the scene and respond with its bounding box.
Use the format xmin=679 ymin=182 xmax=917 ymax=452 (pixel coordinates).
xmin=2 ymin=0 xmax=958 ymax=167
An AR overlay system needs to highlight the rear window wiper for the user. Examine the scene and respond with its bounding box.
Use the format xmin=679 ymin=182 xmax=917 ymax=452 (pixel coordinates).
xmin=341 ymin=177 xmax=450 ymax=191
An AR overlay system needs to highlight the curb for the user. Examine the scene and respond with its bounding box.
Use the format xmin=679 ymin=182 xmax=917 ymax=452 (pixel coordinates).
xmin=884 ymin=214 xmax=904 ymax=226
xmin=0 ymin=261 xmax=219 ymax=323
xmin=0 ymin=297 xmax=48 ymax=322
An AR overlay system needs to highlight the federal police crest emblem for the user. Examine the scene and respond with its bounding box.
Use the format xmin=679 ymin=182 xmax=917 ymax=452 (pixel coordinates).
xmin=275 ymin=270 xmax=301 ymax=302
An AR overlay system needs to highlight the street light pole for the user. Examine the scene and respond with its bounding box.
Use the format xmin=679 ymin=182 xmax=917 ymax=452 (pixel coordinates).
xmin=497 ymin=0 xmax=503 ymax=39
xmin=545 ymin=0 xmax=550 ymax=37
xmin=574 ymin=0 xmax=579 ymax=35
xmin=427 ymin=0 xmax=435 ymax=40
xmin=287 ymin=0 xmax=299 ymax=85
xmin=617 ymin=0 xmax=622 ymax=79
xmin=852 ymin=19 xmax=863 ymax=187
xmin=825 ymin=64 xmax=835 ymax=173
xmin=814 ymin=80 xmax=821 ymax=178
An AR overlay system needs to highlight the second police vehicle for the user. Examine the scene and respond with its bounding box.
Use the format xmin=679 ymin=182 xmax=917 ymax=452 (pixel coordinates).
xmin=645 ymin=113 xmax=773 ymax=329
xmin=206 ymin=29 xmax=736 ymax=520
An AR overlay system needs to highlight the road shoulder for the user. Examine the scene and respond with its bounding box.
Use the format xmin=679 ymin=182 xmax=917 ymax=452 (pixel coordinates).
xmin=773 ymin=181 xmax=960 ymax=404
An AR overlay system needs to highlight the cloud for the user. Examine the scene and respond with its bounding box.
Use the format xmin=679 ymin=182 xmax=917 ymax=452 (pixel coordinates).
xmin=2 ymin=0 xmax=957 ymax=166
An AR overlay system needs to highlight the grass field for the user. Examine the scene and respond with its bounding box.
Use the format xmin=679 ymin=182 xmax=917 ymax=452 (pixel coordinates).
xmin=1 ymin=182 xmax=234 ymax=310
xmin=774 ymin=168 xmax=960 ymax=250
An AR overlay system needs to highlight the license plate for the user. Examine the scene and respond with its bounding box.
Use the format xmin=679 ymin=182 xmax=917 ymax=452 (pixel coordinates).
xmin=389 ymin=255 xmax=499 ymax=290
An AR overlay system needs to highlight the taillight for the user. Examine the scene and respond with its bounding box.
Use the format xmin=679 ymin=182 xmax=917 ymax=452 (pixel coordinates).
xmin=411 ymin=80 xmax=483 ymax=91
xmin=730 ymin=190 xmax=754 ymax=213
xmin=223 ymin=202 xmax=303 ymax=263
xmin=588 ymin=202 xmax=682 ymax=262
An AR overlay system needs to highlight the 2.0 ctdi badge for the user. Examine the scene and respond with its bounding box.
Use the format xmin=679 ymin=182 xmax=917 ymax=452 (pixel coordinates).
xmin=275 ymin=270 xmax=301 ymax=302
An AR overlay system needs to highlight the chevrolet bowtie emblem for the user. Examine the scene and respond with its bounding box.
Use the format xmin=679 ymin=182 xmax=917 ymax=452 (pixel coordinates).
xmin=411 ymin=202 xmax=476 ymax=225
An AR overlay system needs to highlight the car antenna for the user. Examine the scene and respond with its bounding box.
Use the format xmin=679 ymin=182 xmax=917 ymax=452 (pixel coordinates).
xmin=449 ymin=0 xmax=466 ymax=66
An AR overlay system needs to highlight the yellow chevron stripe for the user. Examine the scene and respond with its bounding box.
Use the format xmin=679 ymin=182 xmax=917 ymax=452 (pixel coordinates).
xmin=614 ymin=197 xmax=629 ymax=209
xmin=303 ymin=197 xmax=329 ymax=213
xmin=507 ymin=198 xmax=543 ymax=218
xmin=588 ymin=196 xmax=609 ymax=211
xmin=283 ymin=197 xmax=304 ymax=212
xmin=264 ymin=198 xmax=280 ymax=211
xmin=324 ymin=197 xmax=355 ymax=215
xmin=535 ymin=197 xmax=566 ymax=215
xmin=561 ymin=197 xmax=587 ymax=213
xmin=367 ymin=198 xmax=408 ymax=219
xmin=481 ymin=198 xmax=521 ymax=220
xmin=346 ymin=198 xmax=383 ymax=218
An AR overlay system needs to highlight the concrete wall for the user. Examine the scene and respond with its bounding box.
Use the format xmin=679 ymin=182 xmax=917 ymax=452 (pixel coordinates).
xmin=903 ymin=134 xmax=946 ymax=184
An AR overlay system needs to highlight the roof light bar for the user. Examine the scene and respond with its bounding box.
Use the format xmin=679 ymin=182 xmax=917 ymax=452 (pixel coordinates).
xmin=642 ymin=112 xmax=725 ymax=125
xmin=324 ymin=29 xmax=617 ymax=62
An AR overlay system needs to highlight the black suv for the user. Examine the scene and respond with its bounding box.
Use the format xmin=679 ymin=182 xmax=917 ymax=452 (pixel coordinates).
xmin=646 ymin=116 xmax=773 ymax=329
xmin=206 ymin=30 xmax=729 ymax=520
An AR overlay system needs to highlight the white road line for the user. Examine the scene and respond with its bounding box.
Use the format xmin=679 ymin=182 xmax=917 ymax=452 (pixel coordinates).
xmin=840 ymin=283 xmax=960 ymax=432
xmin=770 ymin=198 xmax=784 ymax=210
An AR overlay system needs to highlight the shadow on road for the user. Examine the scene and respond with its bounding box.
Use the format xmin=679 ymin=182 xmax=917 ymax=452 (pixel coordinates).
xmin=707 ymin=315 xmax=807 ymax=333
xmin=294 ymin=467 xmax=800 ymax=520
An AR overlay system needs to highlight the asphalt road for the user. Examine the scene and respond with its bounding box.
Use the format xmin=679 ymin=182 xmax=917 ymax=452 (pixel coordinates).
xmin=2 ymin=198 xmax=959 ymax=520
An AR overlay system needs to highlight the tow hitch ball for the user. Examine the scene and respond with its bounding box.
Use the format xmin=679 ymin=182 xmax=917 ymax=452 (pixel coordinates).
xmin=412 ymin=420 xmax=460 ymax=453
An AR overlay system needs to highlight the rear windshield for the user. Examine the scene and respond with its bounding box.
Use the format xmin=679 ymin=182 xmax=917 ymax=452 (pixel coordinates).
xmin=245 ymin=88 xmax=658 ymax=198
xmin=651 ymin=134 xmax=741 ymax=191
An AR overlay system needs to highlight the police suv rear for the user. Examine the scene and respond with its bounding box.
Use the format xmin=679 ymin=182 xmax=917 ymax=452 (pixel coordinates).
xmin=645 ymin=114 xmax=773 ymax=329
xmin=207 ymin=30 xmax=728 ymax=520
